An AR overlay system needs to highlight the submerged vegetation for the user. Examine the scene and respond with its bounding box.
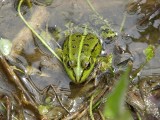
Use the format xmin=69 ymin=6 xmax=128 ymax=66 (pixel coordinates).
xmin=0 ymin=0 xmax=159 ymax=119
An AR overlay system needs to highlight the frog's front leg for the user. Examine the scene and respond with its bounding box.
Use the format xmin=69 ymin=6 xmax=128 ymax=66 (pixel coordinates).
xmin=86 ymin=54 xmax=113 ymax=86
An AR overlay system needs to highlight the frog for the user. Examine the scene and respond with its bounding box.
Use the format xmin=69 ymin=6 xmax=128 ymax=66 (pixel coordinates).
xmin=62 ymin=32 xmax=102 ymax=83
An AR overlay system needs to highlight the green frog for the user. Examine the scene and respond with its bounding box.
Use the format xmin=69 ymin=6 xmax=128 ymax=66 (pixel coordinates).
xmin=62 ymin=32 xmax=102 ymax=83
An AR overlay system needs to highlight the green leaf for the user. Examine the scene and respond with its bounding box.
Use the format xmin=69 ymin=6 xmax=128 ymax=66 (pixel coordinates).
xmin=144 ymin=45 xmax=155 ymax=62
xmin=38 ymin=105 xmax=50 ymax=115
xmin=104 ymin=67 xmax=131 ymax=119
xmin=0 ymin=38 xmax=12 ymax=56
xmin=99 ymin=54 xmax=113 ymax=72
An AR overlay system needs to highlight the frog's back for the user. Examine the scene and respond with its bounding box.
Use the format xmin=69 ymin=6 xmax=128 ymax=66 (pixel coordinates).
xmin=83 ymin=33 xmax=102 ymax=57
xmin=63 ymin=33 xmax=102 ymax=59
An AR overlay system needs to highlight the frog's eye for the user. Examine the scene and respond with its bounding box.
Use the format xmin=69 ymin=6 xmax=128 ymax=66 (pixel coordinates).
xmin=81 ymin=61 xmax=90 ymax=69
xmin=67 ymin=60 xmax=76 ymax=68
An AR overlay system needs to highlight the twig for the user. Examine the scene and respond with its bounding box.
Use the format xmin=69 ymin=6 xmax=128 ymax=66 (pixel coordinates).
xmin=86 ymin=0 xmax=99 ymax=16
xmin=119 ymin=12 xmax=127 ymax=33
xmin=89 ymin=95 xmax=95 ymax=120
xmin=51 ymin=85 xmax=71 ymax=114
xmin=62 ymin=85 xmax=109 ymax=119
xmin=0 ymin=55 xmax=37 ymax=107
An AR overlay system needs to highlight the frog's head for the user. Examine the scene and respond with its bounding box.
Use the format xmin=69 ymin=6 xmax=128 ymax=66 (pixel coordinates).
xmin=63 ymin=57 xmax=96 ymax=83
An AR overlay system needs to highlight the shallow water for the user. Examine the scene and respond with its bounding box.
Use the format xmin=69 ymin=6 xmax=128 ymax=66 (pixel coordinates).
xmin=0 ymin=0 xmax=159 ymax=119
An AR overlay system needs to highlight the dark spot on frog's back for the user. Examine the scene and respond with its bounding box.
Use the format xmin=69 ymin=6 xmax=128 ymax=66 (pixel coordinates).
xmin=88 ymin=37 xmax=94 ymax=40
xmin=84 ymin=44 xmax=89 ymax=46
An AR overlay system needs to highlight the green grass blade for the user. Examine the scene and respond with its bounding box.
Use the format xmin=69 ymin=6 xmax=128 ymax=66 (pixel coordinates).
xmin=18 ymin=0 xmax=62 ymax=62
xmin=104 ymin=66 xmax=132 ymax=119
